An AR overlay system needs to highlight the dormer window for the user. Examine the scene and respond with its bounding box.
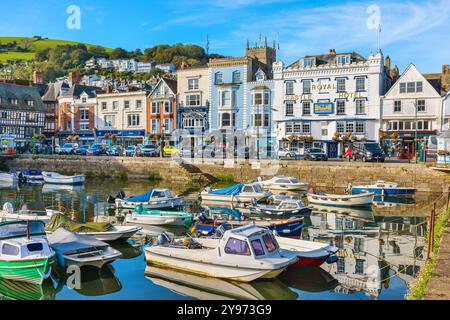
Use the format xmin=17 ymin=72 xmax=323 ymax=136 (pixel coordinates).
xmin=27 ymin=100 xmax=35 ymax=106
xmin=337 ymin=55 xmax=350 ymax=65
xmin=9 ymin=98 xmax=18 ymax=105
xmin=302 ymin=58 xmax=316 ymax=68
xmin=255 ymin=69 xmax=266 ymax=82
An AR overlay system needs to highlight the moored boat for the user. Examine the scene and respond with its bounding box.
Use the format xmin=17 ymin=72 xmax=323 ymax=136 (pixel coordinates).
xmin=47 ymin=228 xmax=122 ymax=269
xmin=257 ymin=176 xmax=309 ymax=191
xmin=42 ymin=172 xmax=85 ymax=185
xmin=0 ymin=221 xmax=54 ymax=285
xmin=109 ymin=189 xmax=183 ymax=210
xmin=0 ymin=171 xmax=19 ymax=184
xmin=22 ymin=169 xmax=44 ymax=182
xmin=124 ymin=205 xmax=193 ymax=227
xmin=351 ymin=181 xmax=416 ymax=196
xmin=0 ymin=201 xmax=64 ymax=223
xmin=192 ymin=217 xmax=305 ymax=238
xmin=144 ymin=225 xmax=298 ymax=282
xmin=306 ymin=191 xmax=374 ymax=207
xmin=200 ymin=183 xmax=272 ymax=203
xmin=248 ymin=199 xmax=312 ymax=217
xmin=45 ymin=213 xmax=142 ymax=242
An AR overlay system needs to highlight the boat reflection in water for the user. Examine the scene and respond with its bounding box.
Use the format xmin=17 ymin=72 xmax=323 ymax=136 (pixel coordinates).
xmin=372 ymin=196 xmax=416 ymax=209
xmin=278 ymin=267 xmax=338 ymax=293
xmin=42 ymin=184 xmax=84 ymax=194
xmin=144 ymin=265 xmax=298 ymax=300
xmin=109 ymin=241 xmax=142 ymax=259
xmin=55 ymin=265 xmax=122 ymax=297
xmin=0 ymin=278 xmax=56 ymax=300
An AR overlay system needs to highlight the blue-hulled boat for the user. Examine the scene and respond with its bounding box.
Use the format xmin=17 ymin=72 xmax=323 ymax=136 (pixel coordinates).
xmin=193 ymin=217 xmax=305 ymax=238
xmin=351 ymin=181 xmax=416 ymax=196
xmin=22 ymin=169 xmax=44 ymax=182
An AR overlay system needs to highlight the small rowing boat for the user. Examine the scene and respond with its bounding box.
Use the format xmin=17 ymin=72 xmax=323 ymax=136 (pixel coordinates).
xmin=109 ymin=189 xmax=183 ymax=210
xmin=42 ymin=172 xmax=85 ymax=185
xmin=306 ymin=192 xmax=374 ymax=207
xmin=0 ymin=201 xmax=64 ymax=223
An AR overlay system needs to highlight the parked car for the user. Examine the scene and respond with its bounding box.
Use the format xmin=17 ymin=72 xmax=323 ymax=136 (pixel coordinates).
xmin=124 ymin=146 xmax=139 ymax=157
xmin=106 ymin=145 xmax=123 ymax=157
xmin=74 ymin=145 xmax=89 ymax=156
xmin=352 ymin=142 xmax=385 ymax=162
xmin=277 ymin=149 xmax=300 ymax=159
xmin=304 ymin=148 xmax=328 ymax=161
xmin=141 ymin=144 xmax=159 ymax=157
xmin=87 ymin=144 xmax=106 ymax=156
xmin=163 ymin=145 xmax=181 ymax=156
xmin=59 ymin=143 xmax=75 ymax=155
xmin=195 ymin=145 xmax=216 ymax=158
xmin=54 ymin=144 xmax=61 ymax=154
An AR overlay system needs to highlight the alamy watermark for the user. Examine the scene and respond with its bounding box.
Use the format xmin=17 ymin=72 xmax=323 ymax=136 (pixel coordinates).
xmin=66 ymin=5 xmax=81 ymax=30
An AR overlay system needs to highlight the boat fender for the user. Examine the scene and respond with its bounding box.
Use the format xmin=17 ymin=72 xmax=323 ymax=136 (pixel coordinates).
xmin=2 ymin=202 xmax=14 ymax=213
xmin=326 ymin=255 xmax=339 ymax=264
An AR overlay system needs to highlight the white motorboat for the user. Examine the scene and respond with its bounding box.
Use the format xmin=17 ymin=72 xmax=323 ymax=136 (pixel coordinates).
xmin=0 ymin=172 xmax=19 ymax=184
xmin=45 ymin=213 xmax=142 ymax=241
xmin=258 ymin=176 xmax=309 ymax=191
xmin=196 ymin=233 xmax=338 ymax=269
xmin=200 ymin=183 xmax=272 ymax=203
xmin=0 ymin=221 xmax=54 ymax=285
xmin=145 ymin=225 xmax=298 ymax=282
xmin=306 ymin=192 xmax=374 ymax=207
xmin=0 ymin=202 xmax=64 ymax=223
xmin=144 ymin=265 xmax=298 ymax=300
xmin=110 ymin=189 xmax=183 ymax=210
xmin=47 ymin=228 xmax=122 ymax=269
xmin=248 ymin=199 xmax=312 ymax=216
xmin=351 ymin=181 xmax=416 ymax=196
xmin=42 ymin=172 xmax=85 ymax=185
xmin=125 ymin=209 xmax=191 ymax=227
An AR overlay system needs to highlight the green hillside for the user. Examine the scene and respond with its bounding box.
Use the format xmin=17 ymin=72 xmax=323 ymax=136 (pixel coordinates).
xmin=0 ymin=36 xmax=113 ymax=63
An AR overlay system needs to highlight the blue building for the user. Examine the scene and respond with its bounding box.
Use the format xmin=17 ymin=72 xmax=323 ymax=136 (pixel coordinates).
xmin=207 ymin=38 xmax=277 ymax=157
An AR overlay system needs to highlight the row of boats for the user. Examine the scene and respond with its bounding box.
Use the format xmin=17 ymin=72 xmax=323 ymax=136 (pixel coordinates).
xmin=0 ymin=170 xmax=85 ymax=186
xmin=0 ymin=173 xmax=417 ymax=287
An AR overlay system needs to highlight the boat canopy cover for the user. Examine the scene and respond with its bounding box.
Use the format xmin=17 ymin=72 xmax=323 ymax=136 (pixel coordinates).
xmin=46 ymin=213 xmax=113 ymax=233
xmin=21 ymin=201 xmax=47 ymax=216
xmin=208 ymin=184 xmax=244 ymax=196
xmin=126 ymin=190 xmax=153 ymax=202
xmin=0 ymin=221 xmax=46 ymax=240
xmin=47 ymin=228 xmax=108 ymax=252
xmin=23 ymin=168 xmax=42 ymax=176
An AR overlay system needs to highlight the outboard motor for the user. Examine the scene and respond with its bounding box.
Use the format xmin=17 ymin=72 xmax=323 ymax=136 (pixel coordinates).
xmin=156 ymin=232 xmax=171 ymax=246
xmin=215 ymin=223 xmax=232 ymax=238
xmin=106 ymin=195 xmax=116 ymax=204
xmin=2 ymin=202 xmax=14 ymax=214
xmin=116 ymin=190 xmax=126 ymax=200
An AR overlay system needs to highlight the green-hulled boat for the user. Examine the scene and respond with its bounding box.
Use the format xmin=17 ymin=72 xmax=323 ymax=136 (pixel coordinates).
xmin=125 ymin=205 xmax=193 ymax=228
xmin=0 ymin=221 xmax=54 ymax=285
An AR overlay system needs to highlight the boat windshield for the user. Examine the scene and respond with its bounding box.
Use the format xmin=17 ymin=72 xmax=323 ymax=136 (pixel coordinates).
xmin=262 ymin=233 xmax=278 ymax=252
xmin=251 ymin=239 xmax=266 ymax=256
xmin=224 ymin=237 xmax=251 ymax=256
xmin=0 ymin=221 xmax=46 ymax=240
xmin=253 ymin=184 xmax=263 ymax=193
xmin=290 ymin=178 xmax=300 ymax=183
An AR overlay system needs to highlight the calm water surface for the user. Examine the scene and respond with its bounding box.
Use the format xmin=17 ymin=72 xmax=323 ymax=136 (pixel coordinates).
xmin=0 ymin=179 xmax=441 ymax=300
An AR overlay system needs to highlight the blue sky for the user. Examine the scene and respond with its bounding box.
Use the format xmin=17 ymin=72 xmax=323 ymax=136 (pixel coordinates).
xmin=0 ymin=0 xmax=449 ymax=73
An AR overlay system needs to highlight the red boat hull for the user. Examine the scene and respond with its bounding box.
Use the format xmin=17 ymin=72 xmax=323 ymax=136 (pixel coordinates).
xmin=290 ymin=255 xmax=329 ymax=268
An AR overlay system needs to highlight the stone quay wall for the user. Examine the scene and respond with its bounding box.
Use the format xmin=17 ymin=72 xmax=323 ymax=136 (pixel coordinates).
xmin=6 ymin=156 xmax=450 ymax=193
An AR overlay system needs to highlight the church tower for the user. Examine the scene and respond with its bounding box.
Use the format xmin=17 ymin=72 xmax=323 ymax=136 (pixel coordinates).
xmin=246 ymin=36 xmax=277 ymax=68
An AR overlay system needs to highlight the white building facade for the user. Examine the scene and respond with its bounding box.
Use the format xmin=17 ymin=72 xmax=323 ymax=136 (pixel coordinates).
xmin=273 ymin=50 xmax=390 ymax=158
xmin=380 ymin=64 xmax=443 ymax=159
xmin=442 ymin=90 xmax=450 ymax=131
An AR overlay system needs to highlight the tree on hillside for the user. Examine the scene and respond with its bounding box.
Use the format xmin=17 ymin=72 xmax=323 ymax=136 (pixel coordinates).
xmin=89 ymin=45 xmax=108 ymax=58
xmin=110 ymin=48 xmax=129 ymax=59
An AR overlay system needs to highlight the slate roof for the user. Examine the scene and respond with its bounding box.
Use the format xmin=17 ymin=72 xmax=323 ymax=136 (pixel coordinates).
xmin=163 ymin=78 xmax=177 ymax=94
xmin=60 ymin=84 xmax=104 ymax=99
xmin=0 ymin=82 xmax=45 ymax=112
xmin=287 ymin=51 xmax=367 ymax=69
xmin=42 ymin=81 xmax=69 ymax=101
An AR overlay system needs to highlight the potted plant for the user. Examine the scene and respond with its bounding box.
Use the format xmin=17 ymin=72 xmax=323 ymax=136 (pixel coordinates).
xmin=67 ymin=135 xmax=73 ymax=142
xmin=438 ymin=150 xmax=450 ymax=156
xmin=333 ymin=132 xmax=341 ymax=141
xmin=104 ymin=133 xmax=111 ymax=140
xmin=391 ymin=132 xmax=399 ymax=140
xmin=111 ymin=134 xmax=118 ymax=144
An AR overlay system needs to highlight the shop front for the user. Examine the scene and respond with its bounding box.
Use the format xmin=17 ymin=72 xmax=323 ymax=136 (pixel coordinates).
xmin=380 ymin=131 xmax=437 ymax=160
xmin=97 ymin=130 xmax=146 ymax=147
xmin=57 ymin=131 xmax=96 ymax=146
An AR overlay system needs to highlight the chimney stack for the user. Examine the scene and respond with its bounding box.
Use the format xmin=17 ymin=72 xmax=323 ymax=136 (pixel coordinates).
xmin=329 ymin=49 xmax=336 ymax=55
xmin=33 ymin=71 xmax=43 ymax=84
xmin=443 ymin=64 xmax=449 ymax=75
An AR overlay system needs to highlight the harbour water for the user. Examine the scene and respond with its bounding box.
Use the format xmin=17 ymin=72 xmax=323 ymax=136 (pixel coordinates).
xmin=0 ymin=180 xmax=440 ymax=300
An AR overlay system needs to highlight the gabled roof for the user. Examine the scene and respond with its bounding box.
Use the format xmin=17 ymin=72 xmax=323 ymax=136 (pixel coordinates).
xmin=42 ymin=81 xmax=69 ymax=101
xmin=60 ymin=84 xmax=103 ymax=99
xmin=383 ymin=63 xmax=442 ymax=98
xmin=149 ymin=78 xmax=177 ymax=97
xmin=287 ymin=51 xmax=366 ymax=69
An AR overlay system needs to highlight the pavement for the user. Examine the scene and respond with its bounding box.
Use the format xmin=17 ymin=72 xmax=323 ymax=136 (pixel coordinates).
xmin=424 ymin=217 xmax=450 ymax=300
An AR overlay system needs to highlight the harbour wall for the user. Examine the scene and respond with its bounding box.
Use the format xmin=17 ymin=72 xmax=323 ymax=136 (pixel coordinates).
xmin=6 ymin=155 xmax=450 ymax=193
